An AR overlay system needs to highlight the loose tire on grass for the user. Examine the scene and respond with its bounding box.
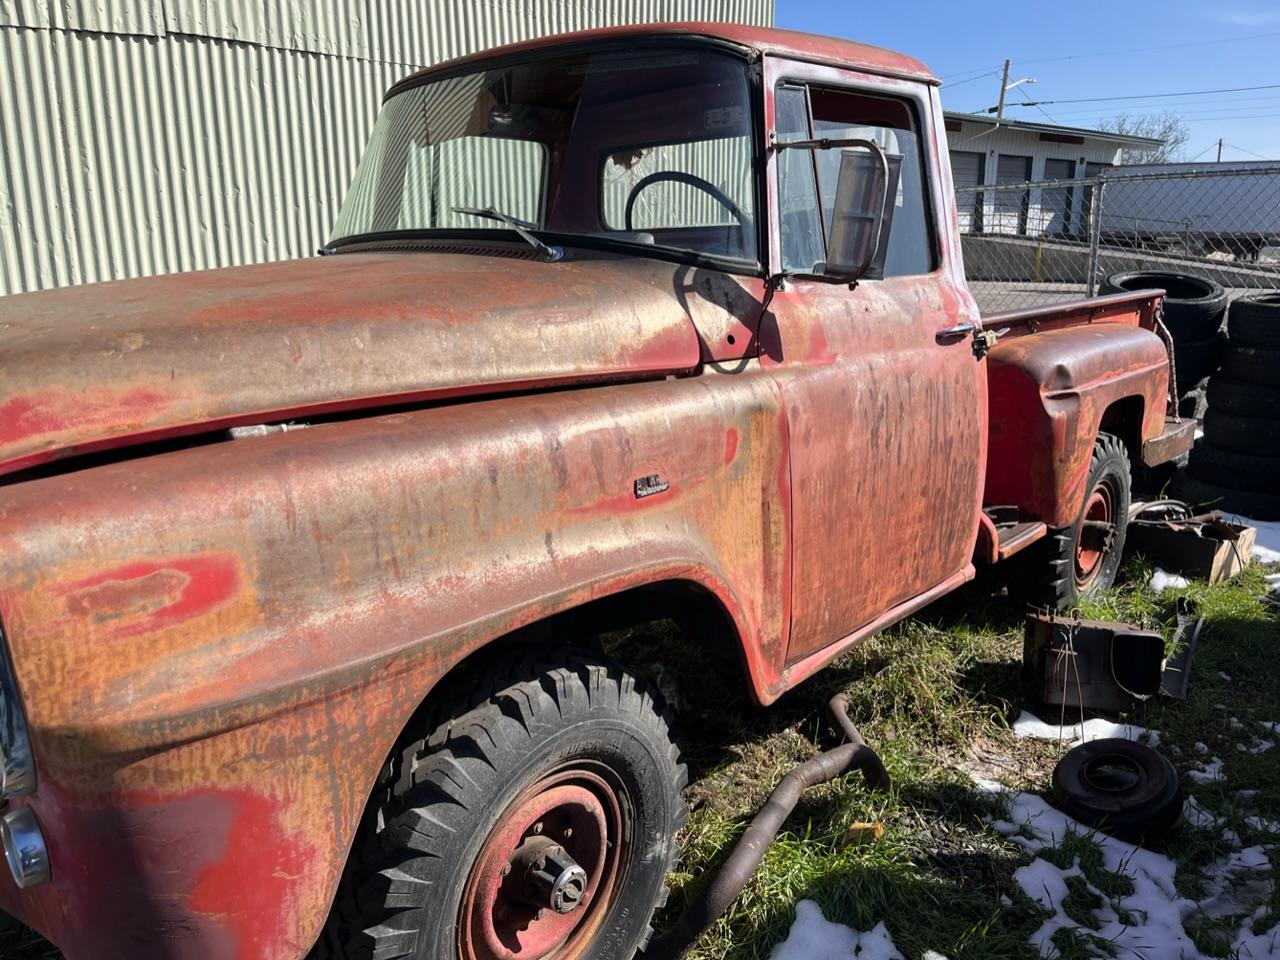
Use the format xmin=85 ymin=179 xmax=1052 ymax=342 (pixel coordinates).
xmin=1052 ymin=739 xmax=1182 ymax=842
xmin=1171 ymin=471 xmax=1280 ymax=520
xmin=1202 ymin=409 xmax=1280 ymax=455
xmin=1187 ymin=439 xmax=1280 ymax=495
xmin=1219 ymin=345 xmax=1280 ymax=387
xmin=1206 ymin=377 xmax=1280 ymax=420
xmin=1228 ymin=293 xmax=1280 ymax=348
xmin=313 ymin=649 xmax=687 ymax=960
xmin=1101 ymin=271 xmax=1227 ymax=341
xmin=1017 ymin=432 xmax=1131 ymax=611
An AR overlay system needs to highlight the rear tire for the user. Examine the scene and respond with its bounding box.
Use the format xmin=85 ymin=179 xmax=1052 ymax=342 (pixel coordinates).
xmin=313 ymin=649 xmax=687 ymax=960
xmin=1017 ymin=432 xmax=1131 ymax=611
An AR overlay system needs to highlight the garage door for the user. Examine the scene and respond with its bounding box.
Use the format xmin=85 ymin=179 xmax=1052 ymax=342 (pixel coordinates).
xmin=950 ymin=150 xmax=984 ymax=232
xmin=994 ymin=154 xmax=1032 ymax=234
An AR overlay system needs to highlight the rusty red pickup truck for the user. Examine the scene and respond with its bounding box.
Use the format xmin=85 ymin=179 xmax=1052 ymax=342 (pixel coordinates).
xmin=0 ymin=21 xmax=1194 ymax=960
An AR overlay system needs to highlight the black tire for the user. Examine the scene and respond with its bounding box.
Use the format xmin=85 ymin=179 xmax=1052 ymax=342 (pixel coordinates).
xmin=1228 ymin=293 xmax=1280 ymax=348
xmin=1171 ymin=471 xmax=1280 ymax=520
xmin=1206 ymin=377 xmax=1280 ymax=420
xmin=1017 ymin=432 xmax=1131 ymax=611
xmin=1219 ymin=344 xmax=1280 ymax=387
xmin=1202 ymin=408 xmax=1280 ymax=455
xmin=1187 ymin=439 xmax=1280 ymax=494
xmin=1052 ymin=738 xmax=1182 ymax=842
xmin=1169 ymin=333 xmax=1223 ymax=396
xmin=1176 ymin=383 xmax=1208 ymax=421
xmin=1101 ymin=271 xmax=1227 ymax=341
xmin=314 ymin=649 xmax=686 ymax=960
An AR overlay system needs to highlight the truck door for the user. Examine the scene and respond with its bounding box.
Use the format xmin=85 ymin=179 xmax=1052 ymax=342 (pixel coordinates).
xmin=761 ymin=62 xmax=986 ymax=666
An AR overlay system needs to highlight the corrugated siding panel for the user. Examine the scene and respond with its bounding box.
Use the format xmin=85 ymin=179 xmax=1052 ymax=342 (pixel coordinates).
xmin=48 ymin=0 xmax=165 ymax=37
xmin=0 ymin=0 xmax=773 ymax=295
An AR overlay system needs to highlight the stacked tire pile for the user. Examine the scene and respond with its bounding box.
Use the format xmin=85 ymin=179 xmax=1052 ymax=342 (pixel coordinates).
xmin=1101 ymin=271 xmax=1227 ymax=417
xmin=1174 ymin=293 xmax=1280 ymax=520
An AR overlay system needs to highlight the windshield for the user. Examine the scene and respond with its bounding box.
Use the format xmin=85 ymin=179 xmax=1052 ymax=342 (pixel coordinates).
xmin=329 ymin=45 xmax=758 ymax=266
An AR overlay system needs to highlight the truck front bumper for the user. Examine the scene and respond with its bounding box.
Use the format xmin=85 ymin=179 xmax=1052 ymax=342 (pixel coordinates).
xmin=1142 ymin=416 xmax=1197 ymax=467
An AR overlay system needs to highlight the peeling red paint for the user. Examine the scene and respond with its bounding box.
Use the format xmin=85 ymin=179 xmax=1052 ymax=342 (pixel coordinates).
xmin=56 ymin=554 xmax=242 ymax=641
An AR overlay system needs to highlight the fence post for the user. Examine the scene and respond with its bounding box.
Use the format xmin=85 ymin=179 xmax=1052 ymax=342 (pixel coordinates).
xmin=1086 ymin=179 xmax=1107 ymax=297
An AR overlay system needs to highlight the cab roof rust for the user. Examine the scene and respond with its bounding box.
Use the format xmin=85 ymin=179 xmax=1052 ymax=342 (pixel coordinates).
xmin=392 ymin=22 xmax=937 ymax=94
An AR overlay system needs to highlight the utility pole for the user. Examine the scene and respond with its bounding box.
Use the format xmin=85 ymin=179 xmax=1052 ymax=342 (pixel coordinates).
xmin=996 ymin=59 xmax=1011 ymax=120
xmin=1217 ymin=138 xmax=1223 ymax=162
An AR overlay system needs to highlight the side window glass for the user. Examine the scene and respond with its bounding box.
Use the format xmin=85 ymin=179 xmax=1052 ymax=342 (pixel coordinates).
xmin=775 ymin=85 xmax=825 ymax=273
xmin=808 ymin=88 xmax=934 ymax=276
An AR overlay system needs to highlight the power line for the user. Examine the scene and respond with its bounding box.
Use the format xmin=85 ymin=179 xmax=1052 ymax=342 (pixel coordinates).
xmin=943 ymin=70 xmax=1002 ymax=90
xmin=1224 ymin=142 xmax=1275 ymax=160
xmin=1005 ymin=82 xmax=1280 ymax=109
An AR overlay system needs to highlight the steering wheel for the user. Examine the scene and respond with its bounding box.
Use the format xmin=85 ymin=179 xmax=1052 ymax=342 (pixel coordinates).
xmin=623 ymin=171 xmax=750 ymax=235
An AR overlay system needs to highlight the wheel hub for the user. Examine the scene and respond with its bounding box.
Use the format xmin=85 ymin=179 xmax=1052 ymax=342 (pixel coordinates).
xmin=512 ymin=835 xmax=589 ymax=914
xmin=459 ymin=770 xmax=623 ymax=960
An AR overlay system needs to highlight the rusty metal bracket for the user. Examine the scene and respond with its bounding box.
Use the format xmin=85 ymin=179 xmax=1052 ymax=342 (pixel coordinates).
xmin=642 ymin=694 xmax=889 ymax=960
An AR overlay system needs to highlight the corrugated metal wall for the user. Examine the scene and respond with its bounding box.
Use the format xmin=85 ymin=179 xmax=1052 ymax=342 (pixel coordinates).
xmin=0 ymin=0 xmax=773 ymax=295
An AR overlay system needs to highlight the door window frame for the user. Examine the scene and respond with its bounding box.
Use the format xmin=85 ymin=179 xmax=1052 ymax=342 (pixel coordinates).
xmin=763 ymin=55 xmax=944 ymax=282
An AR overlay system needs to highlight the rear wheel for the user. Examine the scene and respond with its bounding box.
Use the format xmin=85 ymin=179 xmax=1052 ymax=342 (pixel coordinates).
xmin=314 ymin=649 xmax=686 ymax=960
xmin=1018 ymin=433 xmax=1131 ymax=611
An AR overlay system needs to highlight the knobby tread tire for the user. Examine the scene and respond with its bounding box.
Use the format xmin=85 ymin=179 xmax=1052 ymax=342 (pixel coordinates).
xmin=1228 ymin=293 xmax=1280 ymax=348
xmin=1219 ymin=344 xmax=1280 ymax=387
xmin=1015 ymin=432 xmax=1131 ymax=611
xmin=1202 ymin=408 xmax=1280 ymax=455
xmin=311 ymin=648 xmax=687 ymax=960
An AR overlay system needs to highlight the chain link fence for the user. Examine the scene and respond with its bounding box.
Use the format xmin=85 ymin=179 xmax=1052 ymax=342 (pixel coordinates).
xmin=957 ymin=164 xmax=1280 ymax=315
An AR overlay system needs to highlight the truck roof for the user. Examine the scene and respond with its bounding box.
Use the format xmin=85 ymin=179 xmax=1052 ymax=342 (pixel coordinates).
xmin=392 ymin=22 xmax=937 ymax=93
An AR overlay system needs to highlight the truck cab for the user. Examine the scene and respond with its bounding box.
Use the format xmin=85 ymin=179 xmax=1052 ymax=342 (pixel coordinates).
xmin=0 ymin=23 xmax=1189 ymax=960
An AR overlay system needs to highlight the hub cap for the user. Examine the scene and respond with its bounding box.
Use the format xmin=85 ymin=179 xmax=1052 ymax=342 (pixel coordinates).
xmin=459 ymin=767 xmax=624 ymax=960
xmin=1075 ymin=484 xmax=1115 ymax=590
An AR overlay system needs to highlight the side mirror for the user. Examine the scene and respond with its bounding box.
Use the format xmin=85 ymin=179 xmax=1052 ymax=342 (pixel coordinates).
xmin=824 ymin=142 xmax=902 ymax=282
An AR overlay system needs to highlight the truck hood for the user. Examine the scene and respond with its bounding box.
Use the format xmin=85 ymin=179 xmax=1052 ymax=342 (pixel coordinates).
xmin=0 ymin=252 xmax=703 ymax=476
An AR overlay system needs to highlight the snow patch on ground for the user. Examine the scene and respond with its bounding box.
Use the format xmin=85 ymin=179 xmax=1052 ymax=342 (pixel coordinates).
xmin=1189 ymin=756 xmax=1226 ymax=783
xmin=1012 ymin=710 xmax=1160 ymax=746
xmin=1150 ymin=567 xmax=1191 ymax=592
xmin=988 ymin=787 xmax=1278 ymax=959
xmin=769 ymin=901 xmax=908 ymax=960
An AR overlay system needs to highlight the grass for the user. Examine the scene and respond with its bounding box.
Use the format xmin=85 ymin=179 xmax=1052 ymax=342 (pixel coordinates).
xmin=3 ymin=557 xmax=1276 ymax=960
xmin=640 ymin=556 xmax=1280 ymax=960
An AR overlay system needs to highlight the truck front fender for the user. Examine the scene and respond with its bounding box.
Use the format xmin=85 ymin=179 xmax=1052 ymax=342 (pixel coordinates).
xmin=0 ymin=372 xmax=788 ymax=960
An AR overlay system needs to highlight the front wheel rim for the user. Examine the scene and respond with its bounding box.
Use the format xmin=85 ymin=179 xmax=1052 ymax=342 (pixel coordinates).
xmin=459 ymin=764 xmax=626 ymax=960
xmin=1075 ymin=484 xmax=1115 ymax=589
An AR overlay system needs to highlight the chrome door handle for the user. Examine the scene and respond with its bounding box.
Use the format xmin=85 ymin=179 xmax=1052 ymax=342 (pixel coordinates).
xmin=935 ymin=321 xmax=977 ymax=343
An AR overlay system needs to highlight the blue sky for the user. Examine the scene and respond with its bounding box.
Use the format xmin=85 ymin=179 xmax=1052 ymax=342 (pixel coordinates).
xmin=775 ymin=1 xmax=1280 ymax=161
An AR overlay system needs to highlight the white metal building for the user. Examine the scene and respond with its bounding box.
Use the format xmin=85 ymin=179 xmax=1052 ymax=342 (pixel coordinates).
xmin=0 ymin=0 xmax=773 ymax=296
xmin=945 ymin=112 xmax=1160 ymax=235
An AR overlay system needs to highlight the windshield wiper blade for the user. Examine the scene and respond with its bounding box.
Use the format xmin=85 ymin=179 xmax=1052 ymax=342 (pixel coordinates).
xmin=452 ymin=206 xmax=564 ymax=262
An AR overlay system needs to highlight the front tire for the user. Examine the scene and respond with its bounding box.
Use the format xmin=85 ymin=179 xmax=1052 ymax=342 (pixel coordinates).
xmin=1019 ymin=432 xmax=1132 ymax=611
xmin=315 ymin=649 xmax=687 ymax=960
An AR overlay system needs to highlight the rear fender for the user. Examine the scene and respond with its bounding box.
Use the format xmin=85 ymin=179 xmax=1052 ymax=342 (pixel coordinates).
xmin=984 ymin=324 xmax=1168 ymax=528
